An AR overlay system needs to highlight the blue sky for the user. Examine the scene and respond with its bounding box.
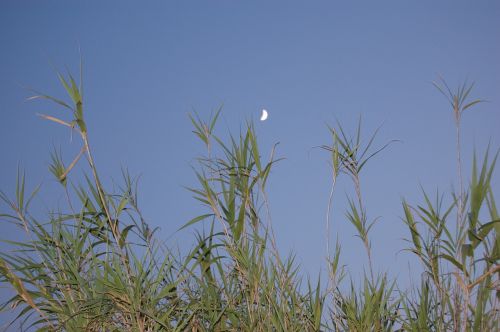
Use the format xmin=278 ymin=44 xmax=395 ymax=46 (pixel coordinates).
xmin=1 ymin=1 xmax=499 ymax=325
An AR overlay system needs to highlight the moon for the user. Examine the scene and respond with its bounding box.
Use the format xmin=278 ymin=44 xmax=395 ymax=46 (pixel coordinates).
xmin=260 ymin=109 xmax=268 ymax=121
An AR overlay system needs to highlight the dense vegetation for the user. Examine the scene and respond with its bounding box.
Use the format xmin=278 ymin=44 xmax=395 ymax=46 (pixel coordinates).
xmin=0 ymin=68 xmax=498 ymax=331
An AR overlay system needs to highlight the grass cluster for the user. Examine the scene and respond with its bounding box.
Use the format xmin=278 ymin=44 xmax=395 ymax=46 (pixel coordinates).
xmin=0 ymin=67 xmax=498 ymax=331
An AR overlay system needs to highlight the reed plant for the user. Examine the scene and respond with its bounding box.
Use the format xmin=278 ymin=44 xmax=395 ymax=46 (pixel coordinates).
xmin=0 ymin=66 xmax=498 ymax=331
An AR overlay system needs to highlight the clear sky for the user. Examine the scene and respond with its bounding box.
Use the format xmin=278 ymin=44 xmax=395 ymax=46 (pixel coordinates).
xmin=1 ymin=1 xmax=499 ymax=324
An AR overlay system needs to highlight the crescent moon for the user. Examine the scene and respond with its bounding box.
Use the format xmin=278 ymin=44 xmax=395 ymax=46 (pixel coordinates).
xmin=260 ymin=109 xmax=268 ymax=121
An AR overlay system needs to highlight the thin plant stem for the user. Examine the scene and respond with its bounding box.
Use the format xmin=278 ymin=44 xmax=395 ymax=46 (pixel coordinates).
xmin=353 ymin=173 xmax=375 ymax=284
xmin=326 ymin=173 xmax=337 ymax=259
